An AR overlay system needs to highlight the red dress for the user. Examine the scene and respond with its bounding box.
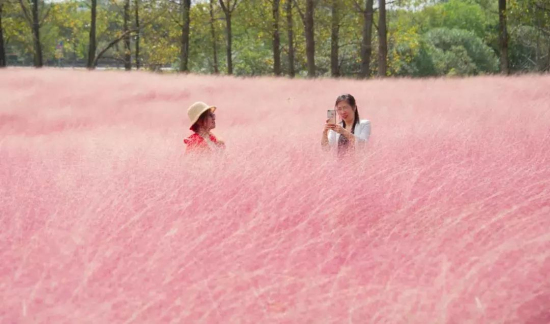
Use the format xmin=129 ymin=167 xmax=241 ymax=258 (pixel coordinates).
xmin=183 ymin=133 xmax=225 ymax=154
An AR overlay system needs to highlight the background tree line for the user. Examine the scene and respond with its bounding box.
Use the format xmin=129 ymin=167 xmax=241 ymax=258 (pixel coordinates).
xmin=0 ymin=0 xmax=549 ymax=78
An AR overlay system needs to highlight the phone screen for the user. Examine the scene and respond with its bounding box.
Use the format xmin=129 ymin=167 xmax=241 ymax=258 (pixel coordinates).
xmin=327 ymin=110 xmax=336 ymax=124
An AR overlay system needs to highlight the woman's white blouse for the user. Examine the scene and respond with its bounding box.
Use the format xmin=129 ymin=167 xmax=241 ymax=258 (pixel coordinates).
xmin=327 ymin=120 xmax=371 ymax=149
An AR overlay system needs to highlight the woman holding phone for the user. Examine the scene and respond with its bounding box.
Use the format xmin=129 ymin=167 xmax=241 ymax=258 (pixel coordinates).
xmin=321 ymin=94 xmax=371 ymax=156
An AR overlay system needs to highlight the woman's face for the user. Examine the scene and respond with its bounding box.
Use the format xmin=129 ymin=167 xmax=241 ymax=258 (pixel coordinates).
xmin=336 ymin=100 xmax=355 ymax=121
xmin=200 ymin=110 xmax=216 ymax=131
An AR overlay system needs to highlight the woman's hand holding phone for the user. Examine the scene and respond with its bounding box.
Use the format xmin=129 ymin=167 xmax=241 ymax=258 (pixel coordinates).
xmin=324 ymin=120 xmax=334 ymax=134
xmin=325 ymin=110 xmax=337 ymax=135
xmin=329 ymin=123 xmax=346 ymax=134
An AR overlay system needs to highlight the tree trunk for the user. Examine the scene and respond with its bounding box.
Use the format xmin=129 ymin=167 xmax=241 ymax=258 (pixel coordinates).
xmin=272 ymin=0 xmax=281 ymax=76
xmin=73 ymin=41 xmax=77 ymax=66
xmin=536 ymin=24 xmax=541 ymax=70
xmin=305 ymin=0 xmax=315 ymax=77
xmin=180 ymin=0 xmax=191 ymax=72
xmin=32 ymin=0 xmax=42 ymax=67
xmin=360 ymin=0 xmax=374 ymax=78
xmin=499 ymin=0 xmax=509 ymax=75
xmin=209 ymin=0 xmax=219 ymax=73
xmin=377 ymin=0 xmax=387 ymax=77
xmin=286 ymin=0 xmax=295 ymax=77
xmin=135 ymin=0 xmax=140 ymax=69
xmin=223 ymin=10 xmax=233 ymax=74
xmin=87 ymin=0 xmax=97 ymax=69
xmin=330 ymin=0 xmax=339 ymax=77
xmin=123 ymin=0 xmax=131 ymax=70
xmin=219 ymin=0 xmax=240 ymax=75
xmin=0 ymin=3 xmax=6 ymax=68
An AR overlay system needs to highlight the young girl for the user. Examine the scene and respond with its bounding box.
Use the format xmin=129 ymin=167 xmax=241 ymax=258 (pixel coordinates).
xmin=184 ymin=101 xmax=225 ymax=154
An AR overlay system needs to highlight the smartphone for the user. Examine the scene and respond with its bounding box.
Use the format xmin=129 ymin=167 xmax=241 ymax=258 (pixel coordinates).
xmin=327 ymin=109 xmax=336 ymax=124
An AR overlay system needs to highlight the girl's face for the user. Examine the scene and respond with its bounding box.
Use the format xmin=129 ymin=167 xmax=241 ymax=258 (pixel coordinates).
xmin=201 ymin=110 xmax=216 ymax=131
xmin=336 ymin=101 xmax=355 ymax=121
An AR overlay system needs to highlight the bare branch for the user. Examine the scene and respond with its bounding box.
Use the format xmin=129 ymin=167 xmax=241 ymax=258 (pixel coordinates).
xmin=293 ymin=0 xmax=305 ymax=22
xmin=230 ymin=0 xmax=240 ymax=12
xmin=40 ymin=2 xmax=52 ymax=25
xmin=521 ymin=53 xmax=537 ymax=66
xmin=167 ymin=5 xmax=183 ymax=27
xmin=18 ymin=0 xmax=32 ymax=25
xmin=218 ymin=0 xmax=227 ymax=13
xmin=93 ymin=29 xmax=138 ymax=67
xmin=352 ymin=0 xmax=364 ymax=13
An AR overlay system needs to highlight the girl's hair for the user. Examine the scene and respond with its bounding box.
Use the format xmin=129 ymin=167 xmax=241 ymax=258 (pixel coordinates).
xmin=335 ymin=94 xmax=360 ymax=134
xmin=190 ymin=110 xmax=210 ymax=133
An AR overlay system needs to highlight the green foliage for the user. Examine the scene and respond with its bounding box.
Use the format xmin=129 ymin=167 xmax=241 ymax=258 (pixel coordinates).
xmin=2 ymin=0 xmax=34 ymax=64
xmin=388 ymin=23 xmax=421 ymax=76
xmin=1 ymin=0 xmax=548 ymax=75
xmin=49 ymin=1 xmax=89 ymax=63
xmin=422 ymin=28 xmax=499 ymax=76
xmin=508 ymin=0 xmax=550 ymax=72
xmin=509 ymin=25 xmax=549 ymax=71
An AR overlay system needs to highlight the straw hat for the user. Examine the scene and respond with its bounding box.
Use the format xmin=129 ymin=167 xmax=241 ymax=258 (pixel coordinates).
xmin=187 ymin=101 xmax=216 ymax=128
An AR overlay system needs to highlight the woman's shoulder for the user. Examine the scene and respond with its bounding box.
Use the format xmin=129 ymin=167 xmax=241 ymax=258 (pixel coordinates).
xmin=184 ymin=133 xmax=202 ymax=145
xmin=357 ymin=120 xmax=371 ymax=136
xmin=358 ymin=119 xmax=371 ymax=127
xmin=209 ymin=133 xmax=225 ymax=146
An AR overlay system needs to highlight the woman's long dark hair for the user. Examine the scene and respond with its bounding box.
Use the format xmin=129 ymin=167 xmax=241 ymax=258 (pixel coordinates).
xmin=336 ymin=94 xmax=360 ymax=133
xmin=335 ymin=94 xmax=360 ymax=155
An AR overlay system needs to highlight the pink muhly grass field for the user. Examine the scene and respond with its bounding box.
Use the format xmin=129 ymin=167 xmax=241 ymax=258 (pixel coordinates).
xmin=1 ymin=69 xmax=549 ymax=323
